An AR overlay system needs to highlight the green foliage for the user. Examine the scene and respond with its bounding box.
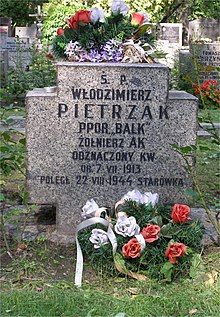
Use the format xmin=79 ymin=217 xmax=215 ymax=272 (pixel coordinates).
xmin=0 ymin=0 xmax=47 ymax=26
xmin=189 ymin=0 xmax=220 ymax=20
xmin=78 ymin=201 xmax=204 ymax=281
xmin=4 ymin=45 xmax=56 ymax=98
xmin=42 ymin=1 xmax=84 ymax=45
xmin=0 ymin=108 xmax=25 ymax=177
xmin=52 ymin=11 xmax=137 ymax=57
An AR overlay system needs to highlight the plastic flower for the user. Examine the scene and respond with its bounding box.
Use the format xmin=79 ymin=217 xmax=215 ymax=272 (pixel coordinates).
xmin=111 ymin=0 xmax=129 ymax=15
xmin=90 ymin=8 xmax=105 ymax=23
xmin=171 ymin=204 xmax=191 ymax=224
xmin=116 ymin=189 xmax=159 ymax=208
xmin=122 ymin=238 xmax=141 ymax=258
xmin=141 ymin=224 xmax=161 ymax=243
xmin=165 ymin=242 xmax=187 ymax=264
xmin=89 ymin=229 xmax=109 ymax=249
xmin=131 ymin=12 xmax=148 ymax=26
xmin=81 ymin=198 xmax=107 ymax=219
xmin=115 ymin=214 xmax=140 ymax=237
xmin=57 ymin=27 xmax=64 ymax=36
xmin=67 ymin=10 xmax=91 ymax=29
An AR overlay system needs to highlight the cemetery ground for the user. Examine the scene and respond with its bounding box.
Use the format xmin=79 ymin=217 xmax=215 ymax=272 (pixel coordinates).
xmin=0 ymin=106 xmax=220 ymax=316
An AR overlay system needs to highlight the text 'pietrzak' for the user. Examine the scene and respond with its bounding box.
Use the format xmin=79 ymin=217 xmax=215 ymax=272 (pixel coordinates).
xmin=57 ymin=86 xmax=169 ymax=135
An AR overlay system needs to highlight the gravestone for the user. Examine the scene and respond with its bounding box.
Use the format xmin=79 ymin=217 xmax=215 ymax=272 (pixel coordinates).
xmin=189 ymin=18 xmax=220 ymax=42
xmin=155 ymin=23 xmax=183 ymax=68
xmin=26 ymin=62 xmax=198 ymax=241
xmin=15 ymin=24 xmax=37 ymax=44
xmin=0 ymin=17 xmax=12 ymax=36
xmin=157 ymin=23 xmax=182 ymax=45
xmin=179 ymin=42 xmax=220 ymax=83
xmin=0 ymin=37 xmax=31 ymax=68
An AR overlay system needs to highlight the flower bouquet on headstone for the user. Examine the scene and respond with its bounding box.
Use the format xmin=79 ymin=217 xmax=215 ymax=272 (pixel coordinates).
xmin=52 ymin=0 xmax=163 ymax=63
xmin=76 ymin=189 xmax=204 ymax=286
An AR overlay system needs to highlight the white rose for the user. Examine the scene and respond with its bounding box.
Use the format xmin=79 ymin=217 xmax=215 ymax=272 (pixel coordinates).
xmin=115 ymin=189 xmax=159 ymax=209
xmin=111 ymin=0 xmax=129 ymax=16
xmin=115 ymin=215 xmax=140 ymax=237
xmin=141 ymin=192 xmax=159 ymax=207
xmin=143 ymin=13 xmax=150 ymax=23
xmin=81 ymin=199 xmax=106 ymax=220
xmin=90 ymin=8 xmax=105 ymax=23
xmin=89 ymin=228 xmax=109 ymax=249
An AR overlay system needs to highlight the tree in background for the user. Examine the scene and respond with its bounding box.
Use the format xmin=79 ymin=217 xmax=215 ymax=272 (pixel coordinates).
xmin=0 ymin=0 xmax=48 ymax=26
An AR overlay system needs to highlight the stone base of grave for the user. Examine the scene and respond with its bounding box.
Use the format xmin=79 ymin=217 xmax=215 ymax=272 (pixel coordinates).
xmin=48 ymin=230 xmax=75 ymax=245
xmin=26 ymin=62 xmax=198 ymax=239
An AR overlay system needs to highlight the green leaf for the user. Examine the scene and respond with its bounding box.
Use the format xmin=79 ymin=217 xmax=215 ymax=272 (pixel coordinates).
xmin=160 ymin=223 xmax=173 ymax=238
xmin=160 ymin=223 xmax=183 ymax=238
xmin=0 ymin=193 xmax=5 ymax=202
xmin=185 ymin=188 xmax=200 ymax=200
xmin=19 ymin=138 xmax=26 ymax=145
xmin=161 ymin=261 xmax=174 ymax=282
xmin=150 ymin=215 xmax=163 ymax=226
xmin=189 ymin=253 xmax=205 ymax=279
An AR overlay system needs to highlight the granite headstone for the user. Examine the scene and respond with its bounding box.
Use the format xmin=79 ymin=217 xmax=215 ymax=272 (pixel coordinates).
xmin=179 ymin=42 xmax=220 ymax=83
xmin=155 ymin=23 xmax=183 ymax=68
xmin=26 ymin=63 xmax=198 ymax=241
xmin=189 ymin=18 xmax=220 ymax=42
xmin=15 ymin=24 xmax=37 ymax=44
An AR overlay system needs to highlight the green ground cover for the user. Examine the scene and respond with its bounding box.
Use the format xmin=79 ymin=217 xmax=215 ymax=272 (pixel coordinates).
xmin=1 ymin=239 xmax=220 ymax=317
xmin=198 ymin=109 xmax=219 ymax=123
xmin=0 ymin=107 xmax=219 ymax=317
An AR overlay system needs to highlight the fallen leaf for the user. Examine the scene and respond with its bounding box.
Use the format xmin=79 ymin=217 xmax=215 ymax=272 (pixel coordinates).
xmin=16 ymin=243 xmax=27 ymax=252
xmin=189 ymin=308 xmax=198 ymax=315
xmin=128 ymin=287 xmax=139 ymax=295
xmin=36 ymin=287 xmax=43 ymax=292
xmin=204 ymin=270 xmax=219 ymax=286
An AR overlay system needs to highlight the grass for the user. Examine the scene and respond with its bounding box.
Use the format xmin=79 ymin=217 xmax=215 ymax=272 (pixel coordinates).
xmin=0 ymin=238 xmax=220 ymax=317
xmin=198 ymin=109 xmax=220 ymax=123
xmin=0 ymin=106 xmax=219 ymax=317
xmin=1 ymin=256 xmax=220 ymax=317
xmin=196 ymin=138 xmax=219 ymax=206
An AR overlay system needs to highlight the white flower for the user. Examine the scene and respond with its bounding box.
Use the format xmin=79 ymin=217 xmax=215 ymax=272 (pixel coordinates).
xmin=81 ymin=199 xmax=107 ymax=220
xmin=90 ymin=8 xmax=105 ymax=23
xmin=143 ymin=13 xmax=150 ymax=23
xmin=111 ymin=0 xmax=129 ymax=16
xmin=141 ymin=192 xmax=159 ymax=207
xmin=115 ymin=189 xmax=159 ymax=209
xmin=115 ymin=215 xmax=140 ymax=237
xmin=89 ymin=228 xmax=109 ymax=249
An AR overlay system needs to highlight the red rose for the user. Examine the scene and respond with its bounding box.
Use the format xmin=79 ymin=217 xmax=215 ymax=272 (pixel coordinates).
xmin=57 ymin=27 xmax=64 ymax=36
xmin=122 ymin=238 xmax=141 ymax=259
xmin=165 ymin=242 xmax=187 ymax=264
xmin=67 ymin=10 xmax=91 ymax=29
xmin=171 ymin=204 xmax=191 ymax=224
xmin=131 ymin=12 xmax=145 ymax=26
xmin=141 ymin=224 xmax=160 ymax=243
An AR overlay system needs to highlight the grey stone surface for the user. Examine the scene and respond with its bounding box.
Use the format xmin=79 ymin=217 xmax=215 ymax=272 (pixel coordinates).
xmin=189 ymin=18 xmax=220 ymax=42
xmin=26 ymin=62 xmax=198 ymax=238
xmin=180 ymin=43 xmax=220 ymax=82
xmin=15 ymin=25 xmax=37 ymax=42
xmin=156 ymin=23 xmax=182 ymax=45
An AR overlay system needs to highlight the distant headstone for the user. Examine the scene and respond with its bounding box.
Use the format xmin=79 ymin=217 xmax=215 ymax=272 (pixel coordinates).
xmin=157 ymin=23 xmax=182 ymax=45
xmin=15 ymin=24 xmax=37 ymax=44
xmin=26 ymin=62 xmax=198 ymax=241
xmin=189 ymin=18 xmax=220 ymax=42
xmin=0 ymin=37 xmax=31 ymax=68
xmin=179 ymin=42 xmax=220 ymax=83
xmin=0 ymin=17 xmax=12 ymax=36
xmin=156 ymin=23 xmax=183 ymax=68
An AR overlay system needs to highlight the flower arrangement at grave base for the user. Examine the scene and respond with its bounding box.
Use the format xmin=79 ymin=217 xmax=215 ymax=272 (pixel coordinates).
xmin=52 ymin=0 xmax=164 ymax=63
xmin=192 ymin=80 xmax=220 ymax=109
xmin=76 ymin=189 xmax=204 ymax=284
